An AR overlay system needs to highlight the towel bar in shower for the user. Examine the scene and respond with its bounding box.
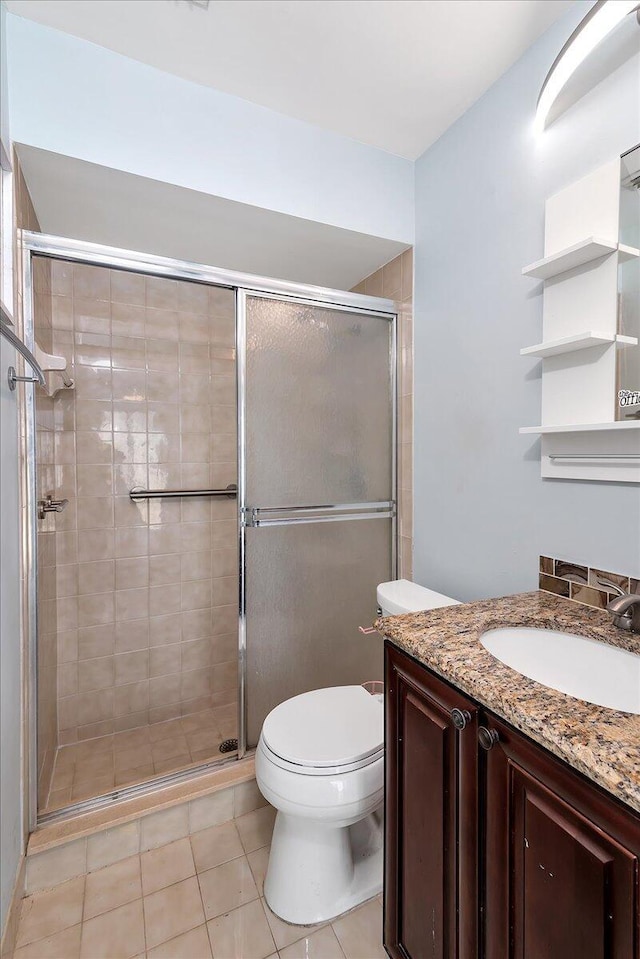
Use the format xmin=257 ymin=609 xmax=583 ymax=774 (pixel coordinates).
xmin=129 ymin=484 xmax=237 ymax=501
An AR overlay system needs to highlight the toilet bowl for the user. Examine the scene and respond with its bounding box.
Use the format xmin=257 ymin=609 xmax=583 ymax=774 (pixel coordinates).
xmin=256 ymin=579 xmax=459 ymax=925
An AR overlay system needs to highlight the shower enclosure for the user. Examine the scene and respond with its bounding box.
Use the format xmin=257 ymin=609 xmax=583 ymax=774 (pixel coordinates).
xmin=20 ymin=233 xmax=397 ymax=824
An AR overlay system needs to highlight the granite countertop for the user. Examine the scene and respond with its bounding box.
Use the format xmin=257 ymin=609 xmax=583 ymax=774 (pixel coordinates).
xmin=376 ymin=591 xmax=640 ymax=814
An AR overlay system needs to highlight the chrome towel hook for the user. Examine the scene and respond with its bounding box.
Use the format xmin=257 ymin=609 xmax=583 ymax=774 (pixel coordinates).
xmin=38 ymin=495 xmax=69 ymax=520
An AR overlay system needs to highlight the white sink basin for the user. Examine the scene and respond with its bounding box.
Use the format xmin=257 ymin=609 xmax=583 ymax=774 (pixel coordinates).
xmin=481 ymin=627 xmax=640 ymax=714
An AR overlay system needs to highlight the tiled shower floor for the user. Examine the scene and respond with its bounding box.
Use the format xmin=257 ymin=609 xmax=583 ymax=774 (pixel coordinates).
xmin=45 ymin=706 xmax=237 ymax=813
xmin=14 ymin=807 xmax=386 ymax=959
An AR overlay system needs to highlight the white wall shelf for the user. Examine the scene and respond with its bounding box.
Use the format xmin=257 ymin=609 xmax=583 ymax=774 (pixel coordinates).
xmin=520 ymin=332 xmax=638 ymax=358
xmin=521 ymin=160 xmax=640 ymax=483
xmin=522 ymin=237 xmax=639 ymax=280
xmin=520 ymin=421 xmax=640 ymax=435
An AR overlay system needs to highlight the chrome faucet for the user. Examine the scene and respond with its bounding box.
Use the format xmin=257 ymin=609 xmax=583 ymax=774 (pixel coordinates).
xmin=606 ymin=593 xmax=640 ymax=633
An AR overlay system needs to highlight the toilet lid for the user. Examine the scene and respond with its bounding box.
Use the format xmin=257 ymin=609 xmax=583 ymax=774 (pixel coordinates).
xmin=262 ymin=685 xmax=384 ymax=769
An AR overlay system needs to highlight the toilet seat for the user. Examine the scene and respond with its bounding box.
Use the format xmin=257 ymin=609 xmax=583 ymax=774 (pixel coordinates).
xmin=261 ymin=685 xmax=383 ymax=776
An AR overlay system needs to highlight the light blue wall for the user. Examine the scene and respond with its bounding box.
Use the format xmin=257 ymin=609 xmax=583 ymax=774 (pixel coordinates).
xmin=0 ymin=335 xmax=22 ymax=938
xmin=413 ymin=2 xmax=640 ymax=601
xmin=6 ymin=14 xmax=414 ymax=244
xmin=1 ymin=2 xmax=24 ymax=937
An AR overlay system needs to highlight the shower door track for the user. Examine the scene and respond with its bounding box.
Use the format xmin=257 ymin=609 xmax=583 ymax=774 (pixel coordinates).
xmin=20 ymin=231 xmax=398 ymax=828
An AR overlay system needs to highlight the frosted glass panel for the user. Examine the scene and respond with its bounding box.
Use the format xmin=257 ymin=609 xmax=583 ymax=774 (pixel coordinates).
xmin=245 ymin=518 xmax=391 ymax=746
xmin=245 ymin=296 xmax=393 ymax=506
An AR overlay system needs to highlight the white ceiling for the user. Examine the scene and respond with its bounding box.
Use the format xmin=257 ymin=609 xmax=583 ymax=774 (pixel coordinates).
xmin=6 ymin=0 xmax=574 ymax=159
xmin=17 ymin=145 xmax=408 ymax=290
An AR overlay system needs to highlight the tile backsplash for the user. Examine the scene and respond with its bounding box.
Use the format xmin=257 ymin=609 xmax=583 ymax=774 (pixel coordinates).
xmin=539 ymin=556 xmax=639 ymax=609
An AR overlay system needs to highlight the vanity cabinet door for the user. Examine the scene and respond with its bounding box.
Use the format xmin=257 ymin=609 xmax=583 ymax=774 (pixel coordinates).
xmin=384 ymin=643 xmax=478 ymax=959
xmin=483 ymin=714 xmax=640 ymax=959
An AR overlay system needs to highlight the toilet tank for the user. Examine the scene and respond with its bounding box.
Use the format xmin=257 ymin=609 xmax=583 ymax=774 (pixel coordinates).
xmin=377 ymin=579 xmax=459 ymax=616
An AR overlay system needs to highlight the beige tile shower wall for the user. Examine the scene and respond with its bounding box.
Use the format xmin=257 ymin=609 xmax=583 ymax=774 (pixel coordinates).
xmin=15 ymin=161 xmax=59 ymax=807
xmin=352 ymin=250 xmax=413 ymax=578
xmin=36 ymin=260 xmax=239 ymax=744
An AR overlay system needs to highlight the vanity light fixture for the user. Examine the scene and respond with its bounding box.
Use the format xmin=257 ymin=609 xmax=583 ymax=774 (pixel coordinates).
xmin=535 ymin=0 xmax=640 ymax=133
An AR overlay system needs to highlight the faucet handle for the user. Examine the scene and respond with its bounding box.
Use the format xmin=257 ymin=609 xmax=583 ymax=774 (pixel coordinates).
xmin=606 ymin=593 xmax=640 ymax=634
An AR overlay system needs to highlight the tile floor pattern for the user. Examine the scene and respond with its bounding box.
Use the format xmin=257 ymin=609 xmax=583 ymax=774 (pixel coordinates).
xmin=45 ymin=707 xmax=237 ymax=812
xmin=14 ymin=805 xmax=386 ymax=959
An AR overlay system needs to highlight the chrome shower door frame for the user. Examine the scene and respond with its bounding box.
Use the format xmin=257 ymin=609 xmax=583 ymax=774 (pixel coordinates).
xmin=21 ymin=231 xmax=397 ymax=827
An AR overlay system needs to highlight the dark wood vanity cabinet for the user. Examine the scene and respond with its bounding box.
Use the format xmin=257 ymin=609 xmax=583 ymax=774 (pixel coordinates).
xmin=384 ymin=643 xmax=640 ymax=959
xmin=484 ymin=714 xmax=640 ymax=959
xmin=384 ymin=643 xmax=479 ymax=959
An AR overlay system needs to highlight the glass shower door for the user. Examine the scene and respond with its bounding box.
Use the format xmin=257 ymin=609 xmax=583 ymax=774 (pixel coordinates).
xmin=241 ymin=293 xmax=396 ymax=747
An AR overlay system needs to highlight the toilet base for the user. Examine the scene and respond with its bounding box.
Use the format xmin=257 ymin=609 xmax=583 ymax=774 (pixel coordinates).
xmin=264 ymin=806 xmax=383 ymax=925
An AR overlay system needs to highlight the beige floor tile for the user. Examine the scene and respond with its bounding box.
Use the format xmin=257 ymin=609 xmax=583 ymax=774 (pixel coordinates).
xmin=186 ymin=729 xmax=219 ymax=754
xmin=190 ymin=746 xmax=221 ymax=764
xmin=235 ymin=805 xmax=276 ymax=854
xmin=140 ymin=804 xmax=189 ymax=851
xmin=247 ymin=846 xmax=270 ymax=897
xmin=87 ymin=821 xmax=140 ymax=872
xmin=84 ymin=735 xmax=114 ymax=755
xmin=115 ymin=763 xmax=155 ymax=787
xmin=84 ymin=855 xmax=142 ymax=920
xmin=71 ymin=774 xmax=115 ymax=803
xmin=191 ymin=820 xmax=244 ymax=874
xmin=279 ymin=925 xmax=345 ymax=959
xmin=181 ymin=710 xmax=215 ymax=735
xmin=114 ymin=744 xmax=154 ymax=773
xmin=154 ymin=753 xmax=191 ymax=775
xmin=113 ymin=727 xmax=151 ymax=751
xmin=188 ymin=789 xmax=234 ymax=834
xmin=14 ymin=923 xmax=82 ymax=959
xmin=147 ymin=923 xmax=212 ymax=959
xmin=46 ymin=787 xmax=72 ymax=811
xmin=198 ymin=856 xmax=258 ymax=921
xmin=25 ymin=839 xmax=87 ymax=894
xmin=50 ymin=765 xmax=74 ymax=790
xmin=72 ymin=753 xmax=115 ymax=784
xmin=143 ymin=876 xmax=205 ymax=949
xmin=234 ymin=779 xmax=267 ymax=818
xmin=149 ymin=718 xmax=184 ymax=742
xmin=141 ymin=837 xmax=195 ymax=895
xmin=332 ymin=899 xmax=386 ymax=959
xmin=17 ymin=878 xmax=85 ymax=948
xmin=207 ymin=899 xmax=276 ymax=959
xmin=80 ymin=899 xmax=145 ymax=959
xmin=262 ymin=899 xmax=325 ymax=951
xmin=55 ymin=748 xmax=77 ymax=770
xmin=151 ymin=735 xmax=190 ymax=763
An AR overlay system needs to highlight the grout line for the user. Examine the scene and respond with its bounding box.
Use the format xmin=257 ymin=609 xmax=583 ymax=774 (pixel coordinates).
xmin=139 ymin=851 xmax=148 ymax=958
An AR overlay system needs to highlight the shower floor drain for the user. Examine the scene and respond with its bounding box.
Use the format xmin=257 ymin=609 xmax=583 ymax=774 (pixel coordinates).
xmin=219 ymin=739 xmax=238 ymax=753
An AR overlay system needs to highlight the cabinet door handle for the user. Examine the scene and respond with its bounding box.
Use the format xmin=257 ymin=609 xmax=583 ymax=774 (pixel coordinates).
xmin=478 ymin=726 xmax=500 ymax=750
xmin=451 ymin=708 xmax=472 ymax=730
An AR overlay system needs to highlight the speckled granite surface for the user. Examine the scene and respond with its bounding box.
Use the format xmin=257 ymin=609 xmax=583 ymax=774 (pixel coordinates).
xmin=376 ymin=591 xmax=640 ymax=813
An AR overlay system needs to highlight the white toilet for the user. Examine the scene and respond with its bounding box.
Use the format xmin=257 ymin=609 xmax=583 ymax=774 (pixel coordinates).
xmin=256 ymin=578 xmax=459 ymax=925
